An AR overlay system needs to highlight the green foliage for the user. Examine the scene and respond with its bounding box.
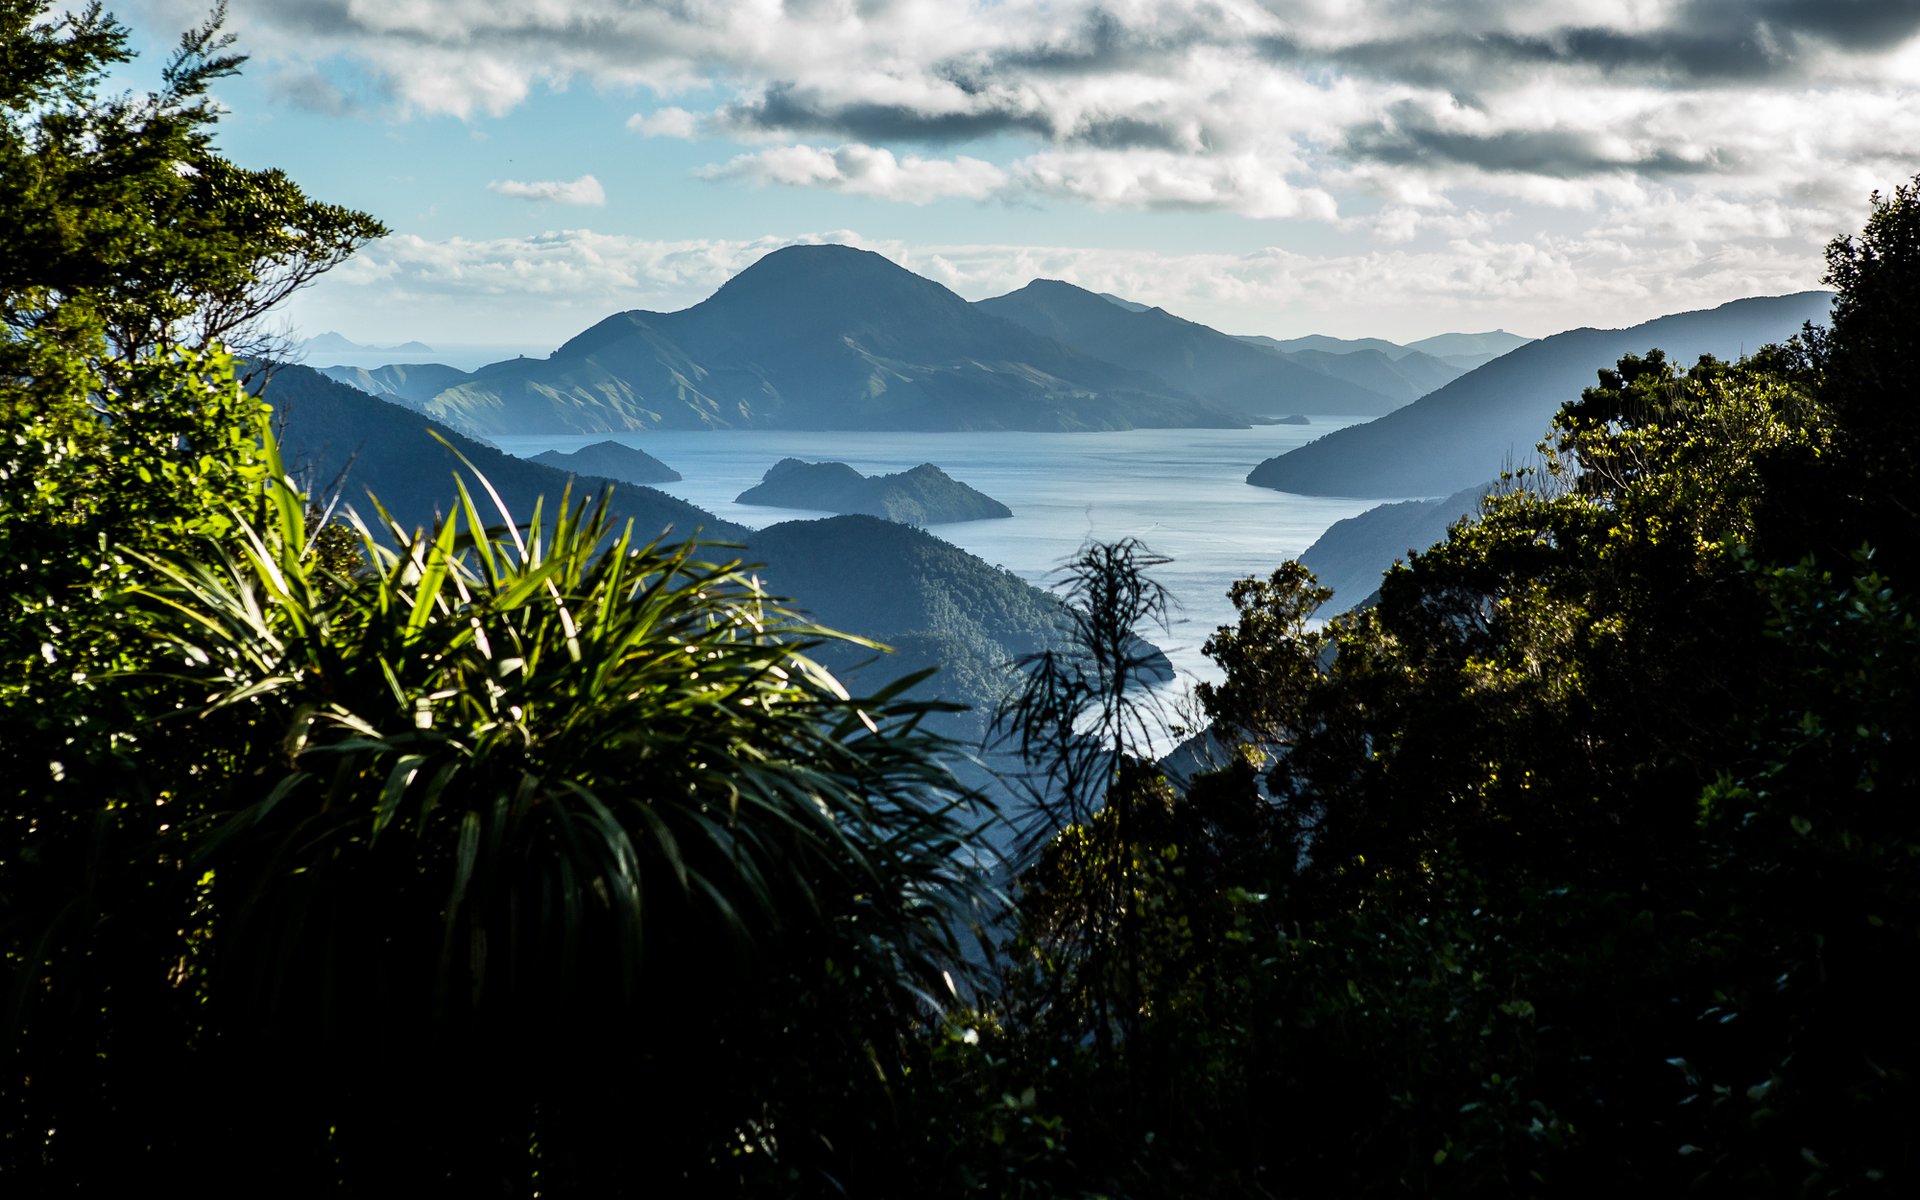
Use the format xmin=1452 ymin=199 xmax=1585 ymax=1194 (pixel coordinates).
xmin=1677 ymin=553 xmax=1920 ymax=1195
xmin=82 ymin=437 xmax=983 ymax=1190
xmin=3 ymin=7 xmax=994 ymax=1193
xmin=1196 ymin=559 xmax=1331 ymax=751
xmin=987 ymin=180 xmax=1920 ymax=1197
xmin=0 ymin=1 xmax=385 ymax=359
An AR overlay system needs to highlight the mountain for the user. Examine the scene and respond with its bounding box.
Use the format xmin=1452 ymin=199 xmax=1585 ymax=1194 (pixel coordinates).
xmin=420 ymin=245 xmax=1245 ymax=436
xmin=302 ymin=331 xmax=435 ymax=356
xmin=975 ymin=279 xmax=1403 ymax=416
xmin=744 ymin=515 xmax=1168 ymax=741
xmin=317 ymin=362 xmax=474 ymax=411
xmin=1237 ymin=333 xmax=1408 ymax=357
xmin=1247 ymin=292 xmax=1833 ymax=500
xmin=253 ymin=364 xmax=741 ymax=542
xmin=737 ymin=458 xmax=1012 ymax=525
xmin=1238 ymin=330 xmax=1534 ymax=373
xmin=1298 ymin=483 xmax=1493 ymax=613
xmin=1281 ymin=346 xmax=1466 ymax=405
xmin=1403 ymin=329 xmax=1533 ymax=370
xmin=529 ymin=440 xmax=681 ymax=485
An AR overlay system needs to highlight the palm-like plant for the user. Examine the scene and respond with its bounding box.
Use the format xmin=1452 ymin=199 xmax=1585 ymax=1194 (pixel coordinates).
xmin=136 ymin=431 xmax=990 ymax=1189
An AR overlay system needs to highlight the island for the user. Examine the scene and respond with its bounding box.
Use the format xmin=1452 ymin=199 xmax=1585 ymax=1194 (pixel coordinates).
xmin=735 ymin=458 xmax=1012 ymax=525
xmin=529 ymin=440 xmax=682 ymax=485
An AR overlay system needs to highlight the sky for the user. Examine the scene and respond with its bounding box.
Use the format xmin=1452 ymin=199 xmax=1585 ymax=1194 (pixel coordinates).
xmin=115 ymin=0 xmax=1920 ymax=353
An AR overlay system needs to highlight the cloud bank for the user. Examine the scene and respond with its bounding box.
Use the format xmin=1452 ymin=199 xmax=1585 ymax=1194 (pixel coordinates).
xmin=149 ymin=0 xmax=1918 ymax=228
xmin=295 ymin=223 xmax=1827 ymax=349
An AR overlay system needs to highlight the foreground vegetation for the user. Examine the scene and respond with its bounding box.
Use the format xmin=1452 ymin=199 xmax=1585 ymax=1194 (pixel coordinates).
xmin=5 ymin=4 xmax=1916 ymax=1194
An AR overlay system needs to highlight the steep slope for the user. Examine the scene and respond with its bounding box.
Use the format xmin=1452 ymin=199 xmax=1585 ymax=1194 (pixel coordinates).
xmin=737 ymin=458 xmax=1011 ymax=525
xmin=1248 ymin=292 xmax=1832 ymax=499
xmin=530 ymin=440 xmax=681 ymax=484
xmin=1298 ymin=484 xmax=1492 ymax=613
xmin=743 ymin=516 xmax=1106 ymax=739
xmin=976 ymin=279 xmax=1403 ymax=416
xmin=423 ymin=245 xmax=1244 ymax=436
xmin=254 ymin=365 xmax=741 ymax=542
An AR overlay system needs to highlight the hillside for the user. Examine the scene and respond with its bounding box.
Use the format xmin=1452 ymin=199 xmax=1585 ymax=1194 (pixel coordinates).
xmin=1298 ymin=483 xmax=1492 ymax=613
xmin=737 ymin=458 xmax=1011 ymax=525
xmin=977 ymin=279 xmax=1403 ymax=416
xmin=254 ymin=364 xmax=741 ymax=541
xmin=420 ymin=245 xmax=1245 ymax=436
xmin=316 ymin=362 xmax=474 ymax=410
xmin=744 ymin=515 xmax=1173 ymax=740
xmin=530 ymin=439 xmax=682 ymax=485
xmin=1247 ymin=292 xmax=1833 ymax=499
xmin=1404 ymin=329 xmax=1534 ymax=370
xmin=1279 ymin=346 xmax=1464 ymax=405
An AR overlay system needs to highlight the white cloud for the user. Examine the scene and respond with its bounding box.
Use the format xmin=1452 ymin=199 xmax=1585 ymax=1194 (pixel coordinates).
xmin=627 ymin=106 xmax=699 ymax=139
xmin=700 ymin=144 xmax=1008 ymax=204
xmin=135 ymin=0 xmax=1920 ymax=226
xmin=1013 ymin=150 xmax=1339 ymax=220
xmin=698 ymin=142 xmax=1337 ymax=219
xmin=486 ymin=175 xmax=608 ymax=207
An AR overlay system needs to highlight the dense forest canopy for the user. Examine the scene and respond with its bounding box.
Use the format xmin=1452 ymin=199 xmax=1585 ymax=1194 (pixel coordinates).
xmin=4 ymin=3 xmax=1917 ymax=1195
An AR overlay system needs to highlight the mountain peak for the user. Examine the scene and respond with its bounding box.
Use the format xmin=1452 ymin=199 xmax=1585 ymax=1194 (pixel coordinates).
xmin=713 ymin=243 xmax=927 ymax=295
xmin=695 ymin=242 xmax=975 ymax=334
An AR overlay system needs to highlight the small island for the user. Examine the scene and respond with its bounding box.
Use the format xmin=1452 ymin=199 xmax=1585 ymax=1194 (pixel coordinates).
xmin=530 ymin=440 xmax=682 ymax=485
xmin=736 ymin=459 xmax=1012 ymax=525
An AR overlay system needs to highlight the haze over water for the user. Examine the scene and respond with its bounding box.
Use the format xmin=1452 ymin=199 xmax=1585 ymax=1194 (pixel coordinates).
xmin=495 ymin=420 xmax=1378 ymax=692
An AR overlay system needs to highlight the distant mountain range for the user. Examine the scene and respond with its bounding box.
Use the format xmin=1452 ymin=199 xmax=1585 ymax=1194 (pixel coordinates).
xmin=1248 ymin=291 xmax=1834 ymax=500
xmin=300 ymin=332 xmax=434 ymax=356
xmin=315 ymin=246 xmax=1546 ymax=437
xmin=1235 ymin=329 xmax=1532 ymax=371
xmin=977 ymin=280 xmax=1405 ymax=415
xmin=412 ymin=246 xmax=1246 ymax=436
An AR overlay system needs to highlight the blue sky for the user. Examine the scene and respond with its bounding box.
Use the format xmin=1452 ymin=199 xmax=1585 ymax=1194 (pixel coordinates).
xmin=116 ymin=1 xmax=1920 ymax=353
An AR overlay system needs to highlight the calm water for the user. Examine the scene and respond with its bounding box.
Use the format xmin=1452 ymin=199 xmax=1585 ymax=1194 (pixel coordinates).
xmin=491 ymin=423 xmax=1377 ymax=693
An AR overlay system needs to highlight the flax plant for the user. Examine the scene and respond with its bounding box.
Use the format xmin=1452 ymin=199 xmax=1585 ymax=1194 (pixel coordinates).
xmin=129 ymin=428 xmax=990 ymax=1186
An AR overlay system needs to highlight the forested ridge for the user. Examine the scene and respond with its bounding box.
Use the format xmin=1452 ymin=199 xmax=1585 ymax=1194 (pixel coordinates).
xmin=4 ymin=4 xmax=1917 ymax=1196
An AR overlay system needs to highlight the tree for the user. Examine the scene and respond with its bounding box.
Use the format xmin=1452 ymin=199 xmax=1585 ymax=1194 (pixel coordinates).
xmin=1196 ymin=559 xmax=1331 ymax=753
xmin=1809 ymin=174 xmax=1920 ymax=576
xmin=0 ymin=1 xmax=384 ymax=362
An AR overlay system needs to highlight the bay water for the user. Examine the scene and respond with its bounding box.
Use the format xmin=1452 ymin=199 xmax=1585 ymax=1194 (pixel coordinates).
xmin=491 ymin=422 xmax=1378 ymax=700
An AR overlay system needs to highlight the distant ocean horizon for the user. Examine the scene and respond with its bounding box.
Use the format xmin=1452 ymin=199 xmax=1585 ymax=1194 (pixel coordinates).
xmin=492 ymin=422 xmax=1383 ymax=695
